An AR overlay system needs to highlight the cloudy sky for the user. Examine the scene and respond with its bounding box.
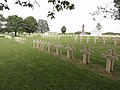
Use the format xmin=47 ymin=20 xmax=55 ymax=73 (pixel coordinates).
xmin=0 ymin=0 xmax=120 ymax=33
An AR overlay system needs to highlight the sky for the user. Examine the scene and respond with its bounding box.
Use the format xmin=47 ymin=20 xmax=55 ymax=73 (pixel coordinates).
xmin=0 ymin=0 xmax=120 ymax=33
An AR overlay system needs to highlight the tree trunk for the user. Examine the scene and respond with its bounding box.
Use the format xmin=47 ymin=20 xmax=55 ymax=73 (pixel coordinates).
xmin=118 ymin=6 xmax=120 ymax=19
xmin=15 ymin=31 xmax=17 ymax=37
xmin=29 ymin=32 xmax=30 ymax=35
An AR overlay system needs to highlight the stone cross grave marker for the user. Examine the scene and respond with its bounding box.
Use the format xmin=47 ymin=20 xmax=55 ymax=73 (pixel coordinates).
xmin=93 ymin=37 xmax=97 ymax=44
xmin=80 ymin=46 xmax=94 ymax=65
xmin=102 ymin=35 xmax=107 ymax=45
xmin=102 ymin=49 xmax=119 ymax=74
xmin=109 ymin=34 xmax=111 ymax=39
xmin=57 ymin=35 xmax=60 ymax=40
xmin=86 ymin=36 xmax=90 ymax=43
xmin=74 ymin=36 xmax=78 ymax=42
xmin=55 ymin=43 xmax=63 ymax=55
xmin=113 ymin=35 xmax=119 ymax=46
xmin=41 ymin=41 xmax=47 ymax=51
xmin=33 ymin=39 xmax=37 ymax=48
xmin=46 ymin=43 xmax=53 ymax=53
xmin=79 ymin=35 xmax=83 ymax=42
xmin=65 ymin=45 xmax=74 ymax=59
xmin=36 ymin=40 xmax=40 ymax=49
xmin=38 ymin=40 xmax=42 ymax=50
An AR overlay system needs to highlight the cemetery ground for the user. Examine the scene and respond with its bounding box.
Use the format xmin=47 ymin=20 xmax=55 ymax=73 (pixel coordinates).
xmin=0 ymin=34 xmax=120 ymax=90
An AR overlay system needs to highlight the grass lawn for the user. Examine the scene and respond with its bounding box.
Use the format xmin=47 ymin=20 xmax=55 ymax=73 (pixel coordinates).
xmin=0 ymin=35 xmax=120 ymax=90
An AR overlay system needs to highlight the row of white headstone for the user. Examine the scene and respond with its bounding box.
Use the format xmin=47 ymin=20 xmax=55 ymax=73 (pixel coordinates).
xmin=14 ymin=37 xmax=26 ymax=44
xmin=33 ymin=40 xmax=63 ymax=55
xmin=5 ymin=35 xmax=12 ymax=39
xmin=40 ymin=34 xmax=120 ymax=46
xmin=40 ymin=34 xmax=81 ymax=40
xmin=74 ymin=35 xmax=120 ymax=45
xmin=33 ymin=39 xmax=120 ymax=74
xmin=41 ymin=35 xmax=60 ymax=40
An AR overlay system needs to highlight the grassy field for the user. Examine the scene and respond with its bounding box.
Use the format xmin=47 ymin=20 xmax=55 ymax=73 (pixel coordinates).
xmin=0 ymin=35 xmax=120 ymax=90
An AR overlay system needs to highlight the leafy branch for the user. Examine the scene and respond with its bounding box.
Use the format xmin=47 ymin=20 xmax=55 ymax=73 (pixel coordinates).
xmin=48 ymin=0 xmax=74 ymax=19
xmin=90 ymin=1 xmax=120 ymax=20
xmin=0 ymin=0 xmax=75 ymax=19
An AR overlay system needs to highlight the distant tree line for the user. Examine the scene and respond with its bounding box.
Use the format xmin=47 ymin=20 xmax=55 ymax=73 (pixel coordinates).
xmin=102 ymin=32 xmax=120 ymax=35
xmin=0 ymin=14 xmax=49 ymax=36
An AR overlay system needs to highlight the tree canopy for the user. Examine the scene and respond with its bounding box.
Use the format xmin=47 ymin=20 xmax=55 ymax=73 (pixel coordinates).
xmin=6 ymin=15 xmax=23 ymax=36
xmin=0 ymin=0 xmax=75 ymax=19
xmin=0 ymin=14 xmax=47 ymax=35
xmin=61 ymin=26 xmax=66 ymax=33
xmin=0 ymin=14 xmax=6 ymax=32
xmin=24 ymin=16 xmax=38 ymax=35
xmin=37 ymin=19 xmax=49 ymax=33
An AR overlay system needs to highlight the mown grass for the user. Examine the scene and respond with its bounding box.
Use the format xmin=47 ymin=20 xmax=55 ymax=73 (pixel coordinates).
xmin=34 ymin=35 xmax=120 ymax=73
xmin=0 ymin=35 xmax=120 ymax=90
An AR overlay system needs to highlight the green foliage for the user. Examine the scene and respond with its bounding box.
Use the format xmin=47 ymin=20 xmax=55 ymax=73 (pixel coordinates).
xmin=114 ymin=0 xmax=120 ymax=5
xmin=15 ymin=0 xmax=33 ymax=8
xmin=74 ymin=31 xmax=82 ymax=34
xmin=37 ymin=19 xmax=49 ymax=33
xmin=61 ymin=26 xmax=66 ymax=33
xmin=24 ymin=16 xmax=37 ymax=35
xmin=48 ymin=0 xmax=74 ymax=19
xmin=85 ymin=32 xmax=91 ymax=35
xmin=102 ymin=32 xmax=120 ymax=35
xmin=0 ymin=0 xmax=9 ymax=10
xmin=90 ymin=0 xmax=120 ymax=20
xmin=0 ymin=14 xmax=5 ymax=21
xmin=6 ymin=15 xmax=23 ymax=36
xmin=0 ymin=14 xmax=5 ymax=31
xmin=0 ymin=0 xmax=74 ymax=19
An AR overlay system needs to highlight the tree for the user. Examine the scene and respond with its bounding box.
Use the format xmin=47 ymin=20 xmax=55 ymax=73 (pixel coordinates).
xmin=0 ymin=14 xmax=6 ymax=32
xmin=61 ymin=26 xmax=66 ymax=33
xmin=96 ymin=23 xmax=102 ymax=30
xmin=37 ymin=19 xmax=49 ymax=33
xmin=24 ymin=16 xmax=37 ymax=35
xmin=0 ymin=0 xmax=74 ymax=19
xmin=6 ymin=15 xmax=23 ymax=36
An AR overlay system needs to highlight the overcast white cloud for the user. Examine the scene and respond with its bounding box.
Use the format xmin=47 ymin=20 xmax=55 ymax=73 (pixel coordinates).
xmin=0 ymin=0 xmax=120 ymax=33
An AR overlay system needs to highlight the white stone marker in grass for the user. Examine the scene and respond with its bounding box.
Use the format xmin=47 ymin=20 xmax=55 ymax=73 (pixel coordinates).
xmin=33 ymin=40 xmax=38 ymax=48
xmin=113 ymin=36 xmax=119 ymax=46
xmin=74 ymin=36 xmax=78 ymax=42
xmin=102 ymin=35 xmax=107 ymax=45
xmin=102 ymin=49 xmax=119 ymax=74
xmin=41 ymin=41 xmax=46 ymax=51
xmin=47 ymin=43 xmax=53 ymax=53
xmin=79 ymin=36 xmax=83 ymax=42
xmin=55 ymin=44 xmax=63 ymax=55
xmin=38 ymin=40 xmax=42 ymax=50
xmin=65 ymin=45 xmax=74 ymax=59
xmin=86 ymin=36 xmax=90 ymax=43
xmin=93 ymin=37 xmax=97 ymax=44
xmin=80 ymin=46 xmax=94 ymax=65
xmin=109 ymin=34 xmax=111 ymax=39
xmin=5 ymin=35 xmax=12 ymax=39
xmin=36 ymin=40 xmax=40 ymax=49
